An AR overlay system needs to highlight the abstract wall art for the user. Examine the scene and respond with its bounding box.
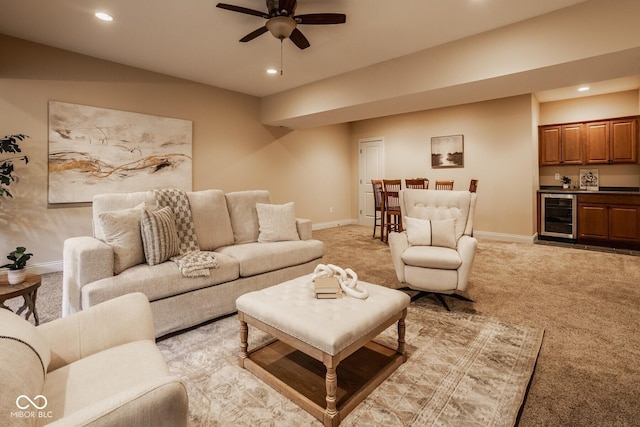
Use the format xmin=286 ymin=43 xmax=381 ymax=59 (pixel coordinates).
xmin=48 ymin=101 xmax=192 ymax=203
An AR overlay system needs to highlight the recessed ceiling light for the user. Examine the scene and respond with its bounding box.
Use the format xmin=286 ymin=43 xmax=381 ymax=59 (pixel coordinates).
xmin=266 ymin=68 xmax=278 ymax=75
xmin=95 ymin=12 xmax=114 ymax=22
xmin=578 ymin=86 xmax=590 ymax=92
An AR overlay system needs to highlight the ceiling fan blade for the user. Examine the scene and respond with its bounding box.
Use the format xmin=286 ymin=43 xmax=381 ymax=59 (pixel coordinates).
xmin=289 ymin=28 xmax=310 ymax=50
xmin=216 ymin=3 xmax=269 ymax=19
xmin=294 ymin=13 xmax=346 ymax=25
xmin=240 ymin=26 xmax=269 ymax=42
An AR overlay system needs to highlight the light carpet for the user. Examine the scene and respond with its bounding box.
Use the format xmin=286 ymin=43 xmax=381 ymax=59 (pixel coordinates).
xmin=157 ymin=296 xmax=543 ymax=426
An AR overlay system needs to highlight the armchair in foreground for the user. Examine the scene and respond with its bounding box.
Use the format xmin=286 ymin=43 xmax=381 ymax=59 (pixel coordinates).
xmin=388 ymin=189 xmax=478 ymax=310
xmin=0 ymin=292 xmax=188 ymax=427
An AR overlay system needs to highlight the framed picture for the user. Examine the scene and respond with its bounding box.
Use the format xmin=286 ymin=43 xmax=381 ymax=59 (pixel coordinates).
xmin=48 ymin=101 xmax=193 ymax=203
xmin=579 ymin=168 xmax=599 ymax=191
xmin=431 ymin=134 xmax=464 ymax=168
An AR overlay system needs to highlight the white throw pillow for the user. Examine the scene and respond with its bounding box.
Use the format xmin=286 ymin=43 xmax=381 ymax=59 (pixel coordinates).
xmin=256 ymin=202 xmax=300 ymax=242
xmin=141 ymin=206 xmax=180 ymax=265
xmin=404 ymin=216 xmax=457 ymax=249
xmin=98 ymin=204 xmax=145 ymax=274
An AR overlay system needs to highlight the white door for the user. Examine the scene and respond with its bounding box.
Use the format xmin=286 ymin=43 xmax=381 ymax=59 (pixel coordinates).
xmin=359 ymin=138 xmax=384 ymax=227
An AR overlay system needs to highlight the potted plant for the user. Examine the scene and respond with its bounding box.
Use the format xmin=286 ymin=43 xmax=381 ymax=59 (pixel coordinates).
xmin=561 ymin=176 xmax=571 ymax=189
xmin=1 ymin=134 xmax=30 ymax=198
xmin=2 ymin=246 xmax=33 ymax=285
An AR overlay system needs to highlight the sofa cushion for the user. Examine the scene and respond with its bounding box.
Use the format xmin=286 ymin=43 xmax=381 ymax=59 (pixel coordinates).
xmin=401 ymin=245 xmax=462 ymax=270
xmin=141 ymin=206 xmax=180 ymax=266
xmin=225 ymin=190 xmax=271 ymax=244
xmin=216 ymin=240 xmax=325 ymax=277
xmin=404 ymin=216 xmax=457 ymax=249
xmin=187 ymin=190 xmax=234 ymax=251
xmin=0 ymin=309 xmax=51 ymax=427
xmin=225 ymin=190 xmax=271 ymax=245
xmin=93 ymin=192 xmax=156 ymax=241
xmin=82 ymin=252 xmax=240 ymax=306
xmin=42 ymin=340 xmax=171 ymax=424
xmin=93 ymin=190 xmax=236 ymax=252
xmin=256 ymin=202 xmax=300 ymax=243
xmin=98 ymin=203 xmax=146 ymax=274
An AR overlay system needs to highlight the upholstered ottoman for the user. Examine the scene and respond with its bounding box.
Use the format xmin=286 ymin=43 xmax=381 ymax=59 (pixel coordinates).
xmin=236 ymin=274 xmax=410 ymax=427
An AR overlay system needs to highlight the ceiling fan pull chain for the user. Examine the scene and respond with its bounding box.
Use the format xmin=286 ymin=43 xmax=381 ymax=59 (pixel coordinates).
xmin=280 ymin=39 xmax=284 ymax=75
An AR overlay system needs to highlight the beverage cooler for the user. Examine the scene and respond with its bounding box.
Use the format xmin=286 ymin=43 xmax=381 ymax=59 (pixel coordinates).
xmin=540 ymin=193 xmax=577 ymax=240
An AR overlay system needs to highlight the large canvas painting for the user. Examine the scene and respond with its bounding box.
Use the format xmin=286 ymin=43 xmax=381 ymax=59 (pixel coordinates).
xmin=48 ymin=101 xmax=192 ymax=203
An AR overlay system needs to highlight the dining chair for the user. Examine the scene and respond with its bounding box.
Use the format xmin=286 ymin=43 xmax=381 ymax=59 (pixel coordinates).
xmin=469 ymin=179 xmax=479 ymax=193
xmin=382 ymin=179 xmax=402 ymax=242
xmin=371 ymin=179 xmax=384 ymax=239
xmin=405 ymin=178 xmax=429 ymax=189
xmin=435 ymin=180 xmax=454 ymax=190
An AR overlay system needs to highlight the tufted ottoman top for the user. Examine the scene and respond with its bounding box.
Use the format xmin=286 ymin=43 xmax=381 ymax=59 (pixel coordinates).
xmin=236 ymin=274 xmax=410 ymax=356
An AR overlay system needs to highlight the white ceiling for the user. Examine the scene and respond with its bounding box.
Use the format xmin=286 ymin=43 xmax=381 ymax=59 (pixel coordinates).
xmin=0 ymin=0 xmax=606 ymax=99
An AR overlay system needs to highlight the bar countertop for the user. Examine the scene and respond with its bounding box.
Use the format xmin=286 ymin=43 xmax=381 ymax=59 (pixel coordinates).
xmin=538 ymin=186 xmax=640 ymax=195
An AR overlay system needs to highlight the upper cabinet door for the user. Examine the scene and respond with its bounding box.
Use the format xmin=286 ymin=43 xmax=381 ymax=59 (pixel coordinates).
xmin=585 ymin=121 xmax=609 ymax=164
xmin=539 ymin=126 xmax=561 ymax=165
xmin=561 ymin=124 xmax=583 ymax=164
xmin=610 ymin=118 xmax=637 ymax=163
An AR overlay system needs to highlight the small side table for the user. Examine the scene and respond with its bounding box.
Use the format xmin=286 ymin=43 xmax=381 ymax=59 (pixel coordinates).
xmin=0 ymin=273 xmax=41 ymax=325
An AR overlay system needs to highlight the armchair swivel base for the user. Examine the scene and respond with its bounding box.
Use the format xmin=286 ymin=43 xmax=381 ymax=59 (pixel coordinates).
xmin=406 ymin=289 xmax=474 ymax=311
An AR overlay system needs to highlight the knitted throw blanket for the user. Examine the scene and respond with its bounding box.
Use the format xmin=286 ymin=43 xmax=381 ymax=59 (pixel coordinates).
xmin=154 ymin=189 xmax=218 ymax=277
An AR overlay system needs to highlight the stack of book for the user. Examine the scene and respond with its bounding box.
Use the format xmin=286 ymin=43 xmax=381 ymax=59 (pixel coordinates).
xmin=314 ymin=276 xmax=342 ymax=299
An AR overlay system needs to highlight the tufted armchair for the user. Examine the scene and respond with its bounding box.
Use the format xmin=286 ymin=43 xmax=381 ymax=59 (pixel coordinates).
xmin=388 ymin=189 xmax=478 ymax=310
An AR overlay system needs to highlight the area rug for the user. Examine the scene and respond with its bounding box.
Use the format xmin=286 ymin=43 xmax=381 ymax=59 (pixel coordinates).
xmin=157 ymin=297 xmax=544 ymax=426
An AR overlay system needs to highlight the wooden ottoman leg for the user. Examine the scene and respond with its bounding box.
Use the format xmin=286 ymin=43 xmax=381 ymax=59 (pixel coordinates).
xmin=397 ymin=308 xmax=407 ymax=361
xmin=238 ymin=313 xmax=248 ymax=368
xmin=323 ymin=356 xmax=340 ymax=427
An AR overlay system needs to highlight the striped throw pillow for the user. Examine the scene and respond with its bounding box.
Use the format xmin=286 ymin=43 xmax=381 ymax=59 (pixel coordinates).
xmin=141 ymin=206 xmax=180 ymax=265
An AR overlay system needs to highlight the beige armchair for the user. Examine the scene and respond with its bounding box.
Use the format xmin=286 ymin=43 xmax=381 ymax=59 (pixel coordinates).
xmin=388 ymin=189 xmax=478 ymax=310
xmin=0 ymin=292 xmax=188 ymax=427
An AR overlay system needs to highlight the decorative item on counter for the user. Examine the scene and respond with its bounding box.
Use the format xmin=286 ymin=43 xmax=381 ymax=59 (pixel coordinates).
xmin=561 ymin=176 xmax=571 ymax=189
xmin=580 ymin=169 xmax=599 ymax=191
xmin=1 ymin=246 xmax=33 ymax=285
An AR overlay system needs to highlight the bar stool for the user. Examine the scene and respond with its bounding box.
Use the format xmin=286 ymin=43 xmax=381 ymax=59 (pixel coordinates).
xmin=435 ymin=180 xmax=454 ymax=190
xmin=382 ymin=179 xmax=402 ymax=242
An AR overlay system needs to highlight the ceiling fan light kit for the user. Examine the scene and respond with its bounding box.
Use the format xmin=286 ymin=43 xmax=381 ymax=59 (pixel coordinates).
xmin=265 ymin=16 xmax=296 ymax=40
xmin=216 ymin=1 xmax=346 ymax=49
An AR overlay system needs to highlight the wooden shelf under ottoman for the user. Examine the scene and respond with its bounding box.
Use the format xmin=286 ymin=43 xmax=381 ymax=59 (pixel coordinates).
xmin=236 ymin=275 xmax=411 ymax=427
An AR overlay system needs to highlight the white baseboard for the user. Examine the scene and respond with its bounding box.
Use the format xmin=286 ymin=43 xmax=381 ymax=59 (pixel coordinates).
xmin=20 ymin=261 xmax=64 ymax=275
xmin=312 ymin=219 xmax=359 ymax=230
xmin=473 ymin=230 xmax=535 ymax=244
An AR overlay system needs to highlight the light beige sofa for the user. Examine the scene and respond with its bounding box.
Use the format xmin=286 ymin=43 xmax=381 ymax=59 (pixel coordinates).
xmin=63 ymin=189 xmax=324 ymax=338
xmin=0 ymin=292 xmax=188 ymax=427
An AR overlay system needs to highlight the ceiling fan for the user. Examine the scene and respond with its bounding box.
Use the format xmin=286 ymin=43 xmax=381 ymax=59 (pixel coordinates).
xmin=216 ymin=0 xmax=346 ymax=50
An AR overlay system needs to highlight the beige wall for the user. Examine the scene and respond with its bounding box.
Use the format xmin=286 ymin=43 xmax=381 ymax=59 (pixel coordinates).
xmin=538 ymin=90 xmax=640 ymax=188
xmin=0 ymin=35 xmax=352 ymax=271
xmin=350 ymin=95 xmax=537 ymax=238
xmin=3 ymin=34 xmax=639 ymax=273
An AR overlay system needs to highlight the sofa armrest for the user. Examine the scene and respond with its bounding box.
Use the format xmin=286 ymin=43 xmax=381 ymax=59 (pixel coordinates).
xmin=44 ymin=376 xmax=188 ymax=427
xmin=388 ymin=231 xmax=410 ymax=284
xmin=456 ymin=235 xmax=478 ymax=292
xmin=296 ymin=218 xmax=313 ymax=240
xmin=38 ymin=293 xmax=156 ymax=372
xmin=63 ymin=236 xmax=114 ymax=316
